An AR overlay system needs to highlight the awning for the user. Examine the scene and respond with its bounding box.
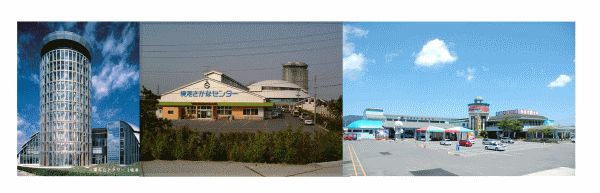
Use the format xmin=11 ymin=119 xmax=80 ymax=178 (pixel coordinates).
xmin=217 ymin=102 xmax=273 ymax=107
xmin=347 ymin=120 xmax=384 ymax=129
xmin=448 ymin=127 xmax=474 ymax=133
xmin=158 ymin=102 xmax=192 ymax=106
xmin=416 ymin=126 xmax=445 ymax=132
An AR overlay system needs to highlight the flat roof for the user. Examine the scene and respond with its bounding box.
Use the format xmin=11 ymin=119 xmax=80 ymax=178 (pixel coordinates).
xmin=382 ymin=121 xmax=458 ymax=129
xmin=488 ymin=114 xmax=548 ymax=121
xmin=383 ymin=113 xmax=462 ymax=120
xmin=40 ymin=31 xmax=92 ymax=59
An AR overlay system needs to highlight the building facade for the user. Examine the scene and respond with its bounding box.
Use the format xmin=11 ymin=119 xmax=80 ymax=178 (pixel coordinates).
xmin=282 ymin=62 xmax=309 ymax=92
xmin=106 ymin=121 xmax=139 ymax=165
xmin=468 ymin=96 xmax=490 ymax=135
xmin=39 ymin=31 xmax=93 ymax=167
xmin=158 ymin=71 xmax=273 ymax=120
xmin=485 ymin=109 xmax=549 ymax=138
xmin=20 ymin=121 xmax=139 ymax=166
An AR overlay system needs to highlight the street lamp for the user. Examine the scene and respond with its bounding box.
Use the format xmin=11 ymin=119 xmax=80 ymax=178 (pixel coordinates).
xmin=395 ymin=118 xmax=403 ymax=141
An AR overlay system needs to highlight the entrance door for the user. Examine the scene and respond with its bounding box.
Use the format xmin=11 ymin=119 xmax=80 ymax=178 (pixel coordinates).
xmin=198 ymin=106 xmax=212 ymax=119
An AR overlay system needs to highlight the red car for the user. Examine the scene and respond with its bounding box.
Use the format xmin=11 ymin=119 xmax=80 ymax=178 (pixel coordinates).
xmin=459 ymin=140 xmax=472 ymax=147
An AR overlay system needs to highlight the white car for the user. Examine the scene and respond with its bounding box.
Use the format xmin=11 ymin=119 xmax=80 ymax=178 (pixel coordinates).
xmin=304 ymin=118 xmax=314 ymax=125
xmin=440 ymin=139 xmax=452 ymax=146
xmin=482 ymin=138 xmax=496 ymax=145
xmin=485 ymin=142 xmax=506 ymax=151
xmin=501 ymin=137 xmax=515 ymax=144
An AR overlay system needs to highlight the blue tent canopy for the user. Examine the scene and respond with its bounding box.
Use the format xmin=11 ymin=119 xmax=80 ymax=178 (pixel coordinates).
xmin=347 ymin=120 xmax=383 ymax=129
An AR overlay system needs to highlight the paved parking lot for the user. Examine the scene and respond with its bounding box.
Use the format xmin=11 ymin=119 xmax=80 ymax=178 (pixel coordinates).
xmin=171 ymin=113 xmax=325 ymax=135
xmin=418 ymin=139 xmax=562 ymax=157
xmin=343 ymin=139 xmax=575 ymax=176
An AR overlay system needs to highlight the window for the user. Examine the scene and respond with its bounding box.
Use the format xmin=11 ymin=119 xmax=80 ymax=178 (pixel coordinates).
xmin=243 ymin=108 xmax=259 ymax=116
xmin=168 ymin=110 xmax=174 ymax=114
xmin=217 ymin=106 xmax=232 ymax=115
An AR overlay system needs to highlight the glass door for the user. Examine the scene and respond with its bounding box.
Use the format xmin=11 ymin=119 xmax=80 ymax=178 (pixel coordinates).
xmin=198 ymin=106 xmax=212 ymax=119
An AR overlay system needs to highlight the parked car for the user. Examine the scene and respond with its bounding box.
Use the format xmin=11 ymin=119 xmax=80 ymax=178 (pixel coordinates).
xmin=440 ymin=139 xmax=452 ymax=146
xmin=344 ymin=134 xmax=355 ymax=140
xmin=501 ymin=137 xmax=515 ymax=143
xmin=459 ymin=139 xmax=472 ymax=147
xmin=482 ymin=138 xmax=496 ymax=145
xmin=485 ymin=143 xmax=506 ymax=151
xmin=304 ymin=118 xmax=314 ymax=125
xmin=572 ymin=138 xmax=575 ymax=143
xmin=468 ymin=138 xmax=476 ymax=144
xmin=292 ymin=110 xmax=299 ymax=117
xmin=301 ymin=113 xmax=309 ymax=120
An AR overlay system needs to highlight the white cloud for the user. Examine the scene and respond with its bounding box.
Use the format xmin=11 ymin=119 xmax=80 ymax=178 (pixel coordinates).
xmin=414 ymin=39 xmax=458 ymax=66
xmin=103 ymin=108 xmax=123 ymax=120
xmin=343 ymin=25 xmax=372 ymax=76
xmin=92 ymin=60 xmax=139 ymax=100
xmin=344 ymin=53 xmax=368 ymax=71
xmin=457 ymin=67 xmax=476 ymax=81
xmin=29 ymin=73 xmax=40 ymax=84
xmin=92 ymin=23 xmax=139 ymax=100
xmin=385 ymin=52 xmax=401 ymax=63
xmin=343 ymin=25 xmax=369 ymax=42
xmin=548 ymin=75 xmax=572 ymax=88
xmin=17 ymin=116 xmax=27 ymax=127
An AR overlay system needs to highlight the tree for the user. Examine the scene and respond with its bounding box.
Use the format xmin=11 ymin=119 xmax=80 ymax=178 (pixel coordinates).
xmin=328 ymin=95 xmax=343 ymax=119
xmin=479 ymin=130 xmax=488 ymax=138
xmin=140 ymin=86 xmax=173 ymax=161
xmin=498 ymin=118 xmax=523 ymax=138
xmin=540 ymin=128 xmax=553 ymax=139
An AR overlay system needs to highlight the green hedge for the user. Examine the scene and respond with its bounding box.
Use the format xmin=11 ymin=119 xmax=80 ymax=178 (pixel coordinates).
xmin=140 ymin=124 xmax=343 ymax=165
xmin=524 ymin=138 xmax=559 ymax=143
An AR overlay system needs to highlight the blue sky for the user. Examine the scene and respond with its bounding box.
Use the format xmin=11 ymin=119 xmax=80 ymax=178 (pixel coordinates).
xmin=17 ymin=22 xmax=140 ymax=152
xmin=343 ymin=22 xmax=575 ymax=126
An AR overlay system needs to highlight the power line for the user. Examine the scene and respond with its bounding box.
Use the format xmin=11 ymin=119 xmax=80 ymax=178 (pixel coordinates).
xmin=140 ymin=61 xmax=339 ymax=74
xmin=140 ymin=31 xmax=339 ymax=47
xmin=141 ymin=37 xmax=340 ymax=53
xmin=141 ymin=45 xmax=340 ymax=59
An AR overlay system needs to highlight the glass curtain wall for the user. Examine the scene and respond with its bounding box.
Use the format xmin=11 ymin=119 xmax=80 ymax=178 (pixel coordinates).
xmin=18 ymin=133 xmax=40 ymax=165
xmin=40 ymin=48 xmax=91 ymax=166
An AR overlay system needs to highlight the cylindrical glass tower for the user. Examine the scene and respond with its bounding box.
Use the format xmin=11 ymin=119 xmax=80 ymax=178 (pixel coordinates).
xmin=39 ymin=31 xmax=92 ymax=167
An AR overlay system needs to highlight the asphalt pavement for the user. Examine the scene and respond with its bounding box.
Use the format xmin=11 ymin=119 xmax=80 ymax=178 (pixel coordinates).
xmin=343 ymin=139 xmax=575 ymax=176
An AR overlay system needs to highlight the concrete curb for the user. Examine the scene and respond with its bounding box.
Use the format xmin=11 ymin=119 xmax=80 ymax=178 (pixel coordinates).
xmin=316 ymin=160 xmax=343 ymax=168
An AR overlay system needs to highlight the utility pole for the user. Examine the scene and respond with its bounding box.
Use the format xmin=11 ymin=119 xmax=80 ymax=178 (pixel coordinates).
xmin=314 ymin=75 xmax=317 ymax=124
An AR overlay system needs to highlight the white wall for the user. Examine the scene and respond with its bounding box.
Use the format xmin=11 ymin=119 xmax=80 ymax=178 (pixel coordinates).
xmin=160 ymin=78 xmax=264 ymax=103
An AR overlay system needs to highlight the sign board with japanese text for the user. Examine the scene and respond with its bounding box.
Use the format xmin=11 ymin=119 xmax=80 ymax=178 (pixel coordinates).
xmin=496 ymin=109 xmax=539 ymax=116
xmin=159 ymin=78 xmax=265 ymax=103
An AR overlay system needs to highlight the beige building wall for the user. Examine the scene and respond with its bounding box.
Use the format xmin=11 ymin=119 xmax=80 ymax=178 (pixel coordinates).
xmin=162 ymin=107 xmax=180 ymax=120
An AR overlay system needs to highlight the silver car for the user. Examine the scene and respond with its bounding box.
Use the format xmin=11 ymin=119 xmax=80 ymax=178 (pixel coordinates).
xmin=485 ymin=142 xmax=506 ymax=151
xmin=304 ymin=118 xmax=314 ymax=125
xmin=482 ymin=138 xmax=496 ymax=145
xmin=440 ymin=139 xmax=451 ymax=146
xmin=501 ymin=137 xmax=515 ymax=144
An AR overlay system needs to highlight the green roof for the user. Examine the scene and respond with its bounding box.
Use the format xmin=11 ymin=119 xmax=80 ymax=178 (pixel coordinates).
xmin=158 ymin=102 xmax=192 ymax=106
xmin=217 ymin=103 xmax=273 ymax=107
xmin=488 ymin=114 xmax=548 ymax=121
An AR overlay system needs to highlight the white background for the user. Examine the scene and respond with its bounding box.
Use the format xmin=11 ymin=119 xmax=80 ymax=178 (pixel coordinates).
xmin=3 ymin=1 xmax=599 ymax=193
